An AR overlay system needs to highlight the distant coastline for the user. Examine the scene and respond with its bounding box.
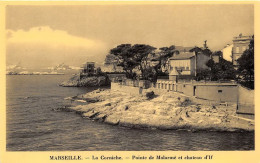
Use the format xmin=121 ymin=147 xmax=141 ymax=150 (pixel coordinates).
xmin=6 ymin=63 xmax=80 ymax=76
xmin=6 ymin=72 xmax=64 ymax=75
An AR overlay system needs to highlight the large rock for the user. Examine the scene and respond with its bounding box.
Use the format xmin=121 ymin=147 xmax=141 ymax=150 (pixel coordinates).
xmin=59 ymin=74 xmax=80 ymax=87
xmin=105 ymin=115 xmax=120 ymax=125
xmin=58 ymin=89 xmax=254 ymax=132
xmin=60 ymin=74 xmax=110 ymax=87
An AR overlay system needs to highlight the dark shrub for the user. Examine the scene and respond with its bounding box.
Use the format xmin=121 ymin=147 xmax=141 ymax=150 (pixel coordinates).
xmin=146 ymin=91 xmax=155 ymax=99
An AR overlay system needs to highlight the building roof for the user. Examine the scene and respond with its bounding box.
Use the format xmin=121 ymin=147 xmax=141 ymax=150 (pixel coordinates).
xmin=222 ymin=44 xmax=233 ymax=50
xmin=233 ymin=34 xmax=253 ymax=41
xmin=169 ymin=52 xmax=195 ymax=60
xmin=175 ymin=46 xmax=194 ymax=52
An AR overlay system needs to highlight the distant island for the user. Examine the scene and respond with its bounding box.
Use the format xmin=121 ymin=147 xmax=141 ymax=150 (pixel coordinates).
xmin=6 ymin=63 xmax=81 ymax=75
xmin=47 ymin=63 xmax=81 ymax=71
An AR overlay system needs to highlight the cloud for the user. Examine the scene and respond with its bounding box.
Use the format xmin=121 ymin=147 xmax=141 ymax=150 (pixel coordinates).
xmin=6 ymin=26 xmax=108 ymax=68
xmin=7 ymin=26 xmax=105 ymax=49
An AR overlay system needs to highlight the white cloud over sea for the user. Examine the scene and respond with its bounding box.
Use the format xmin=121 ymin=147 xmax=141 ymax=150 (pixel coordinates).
xmin=6 ymin=26 xmax=108 ymax=68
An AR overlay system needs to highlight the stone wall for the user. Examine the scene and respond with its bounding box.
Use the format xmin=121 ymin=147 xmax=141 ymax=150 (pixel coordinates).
xmin=112 ymin=81 xmax=254 ymax=105
xmin=194 ymin=85 xmax=238 ymax=102
xmin=238 ymin=85 xmax=254 ymax=105
xmin=111 ymin=80 xmax=254 ymax=118
xmin=111 ymin=82 xmax=141 ymax=95
xmin=179 ymin=84 xmax=194 ymax=96
xmin=237 ymin=85 xmax=254 ymax=115
xmin=151 ymin=80 xmax=239 ymax=103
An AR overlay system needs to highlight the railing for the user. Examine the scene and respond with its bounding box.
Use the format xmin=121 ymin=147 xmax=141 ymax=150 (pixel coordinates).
xmin=233 ymin=35 xmax=253 ymax=40
xmin=157 ymin=76 xmax=169 ymax=79
xmin=177 ymin=79 xmax=237 ymax=84
xmin=115 ymin=79 xmax=152 ymax=89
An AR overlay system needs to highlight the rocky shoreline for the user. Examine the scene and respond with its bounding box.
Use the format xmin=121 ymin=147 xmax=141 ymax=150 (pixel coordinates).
xmin=56 ymin=89 xmax=254 ymax=132
xmin=59 ymin=74 xmax=110 ymax=87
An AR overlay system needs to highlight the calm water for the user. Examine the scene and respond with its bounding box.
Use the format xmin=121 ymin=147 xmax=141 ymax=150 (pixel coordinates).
xmin=6 ymin=75 xmax=254 ymax=151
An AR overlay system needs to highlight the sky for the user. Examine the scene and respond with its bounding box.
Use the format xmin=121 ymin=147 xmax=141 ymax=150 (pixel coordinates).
xmin=6 ymin=4 xmax=254 ymax=69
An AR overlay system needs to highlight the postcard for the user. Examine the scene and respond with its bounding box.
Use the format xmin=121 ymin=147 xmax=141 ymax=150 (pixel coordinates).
xmin=0 ymin=1 xmax=259 ymax=163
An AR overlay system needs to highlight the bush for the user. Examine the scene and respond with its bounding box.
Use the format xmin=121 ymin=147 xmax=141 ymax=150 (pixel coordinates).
xmin=180 ymin=97 xmax=191 ymax=106
xmin=177 ymin=97 xmax=191 ymax=107
xmin=146 ymin=91 xmax=155 ymax=99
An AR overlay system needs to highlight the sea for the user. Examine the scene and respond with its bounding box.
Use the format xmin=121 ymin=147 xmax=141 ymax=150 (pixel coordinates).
xmin=6 ymin=75 xmax=254 ymax=151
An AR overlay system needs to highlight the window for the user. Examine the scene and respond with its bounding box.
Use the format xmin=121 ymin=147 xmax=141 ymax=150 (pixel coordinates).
xmin=183 ymin=85 xmax=186 ymax=87
xmin=236 ymin=46 xmax=239 ymax=53
xmin=186 ymin=67 xmax=189 ymax=70
xmin=218 ymin=90 xmax=222 ymax=93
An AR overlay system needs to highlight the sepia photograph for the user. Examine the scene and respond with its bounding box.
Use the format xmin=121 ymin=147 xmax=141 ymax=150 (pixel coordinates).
xmin=4 ymin=3 xmax=255 ymax=152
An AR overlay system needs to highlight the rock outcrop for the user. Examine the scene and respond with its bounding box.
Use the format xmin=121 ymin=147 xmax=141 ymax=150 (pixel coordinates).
xmin=60 ymin=74 xmax=110 ymax=87
xmin=58 ymin=89 xmax=254 ymax=132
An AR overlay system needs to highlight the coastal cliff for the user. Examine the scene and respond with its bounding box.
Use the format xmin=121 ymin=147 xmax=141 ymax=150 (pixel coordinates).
xmin=59 ymin=74 xmax=110 ymax=87
xmin=58 ymin=89 xmax=254 ymax=132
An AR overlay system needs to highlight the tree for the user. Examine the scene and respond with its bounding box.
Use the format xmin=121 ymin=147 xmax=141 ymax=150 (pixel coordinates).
xmin=237 ymin=35 xmax=254 ymax=89
xmin=196 ymin=50 xmax=236 ymax=81
xmin=130 ymin=44 xmax=156 ymax=79
xmin=189 ymin=46 xmax=203 ymax=53
xmin=196 ymin=69 xmax=211 ymax=81
xmin=212 ymin=51 xmax=223 ymax=59
xmin=158 ymin=46 xmax=177 ymax=72
xmin=152 ymin=45 xmax=177 ymax=75
xmin=206 ymin=58 xmax=236 ymax=81
xmin=107 ymin=44 xmax=156 ymax=79
xmin=104 ymin=53 xmax=118 ymax=71
xmin=190 ymin=46 xmax=213 ymax=57
xmin=109 ymin=44 xmax=137 ymax=78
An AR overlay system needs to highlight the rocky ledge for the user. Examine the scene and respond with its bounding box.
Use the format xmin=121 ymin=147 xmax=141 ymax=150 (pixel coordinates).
xmin=59 ymin=74 xmax=110 ymax=87
xmin=57 ymin=89 xmax=254 ymax=132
